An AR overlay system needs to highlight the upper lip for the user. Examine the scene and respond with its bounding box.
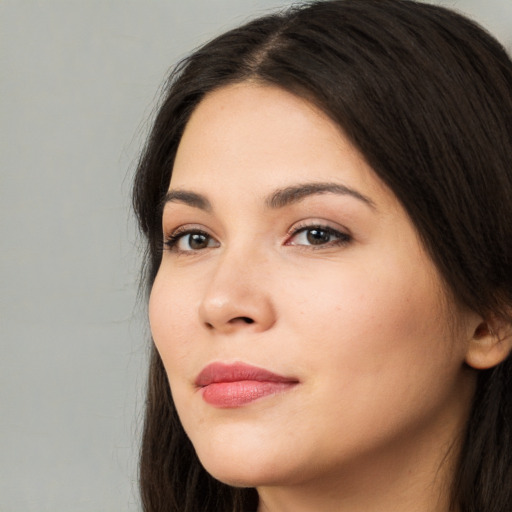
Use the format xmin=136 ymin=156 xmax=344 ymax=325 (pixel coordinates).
xmin=195 ymin=362 xmax=298 ymax=387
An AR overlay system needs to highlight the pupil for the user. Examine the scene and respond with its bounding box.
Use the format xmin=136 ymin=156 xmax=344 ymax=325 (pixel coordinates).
xmin=307 ymin=229 xmax=330 ymax=245
xmin=190 ymin=233 xmax=208 ymax=249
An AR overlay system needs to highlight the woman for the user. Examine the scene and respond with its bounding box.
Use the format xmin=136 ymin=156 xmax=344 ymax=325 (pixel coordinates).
xmin=132 ymin=1 xmax=512 ymax=510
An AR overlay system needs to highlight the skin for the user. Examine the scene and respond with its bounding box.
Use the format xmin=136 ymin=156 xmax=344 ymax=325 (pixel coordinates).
xmin=149 ymin=83 xmax=483 ymax=512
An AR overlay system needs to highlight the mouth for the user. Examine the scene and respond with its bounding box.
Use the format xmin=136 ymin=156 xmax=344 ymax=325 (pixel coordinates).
xmin=195 ymin=362 xmax=299 ymax=408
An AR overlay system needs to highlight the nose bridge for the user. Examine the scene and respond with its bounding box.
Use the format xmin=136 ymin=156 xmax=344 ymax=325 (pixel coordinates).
xmin=198 ymin=240 xmax=275 ymax=333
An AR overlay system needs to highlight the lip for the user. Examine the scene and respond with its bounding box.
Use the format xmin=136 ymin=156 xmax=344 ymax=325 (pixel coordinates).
xmin=195 ymin=362 xmax=299 ymax=408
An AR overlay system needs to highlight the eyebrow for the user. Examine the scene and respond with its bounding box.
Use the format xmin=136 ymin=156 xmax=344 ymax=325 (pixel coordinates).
xmin=162 ymin=190 xmax=212 ymax=212
xmin=266 ymin=182 xmax=376 ymax=210
xmin=162 ymin=181 xmax=375 ymax=212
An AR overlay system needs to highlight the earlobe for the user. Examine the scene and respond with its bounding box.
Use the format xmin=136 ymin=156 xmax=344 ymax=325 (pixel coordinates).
xmin=465 ymin=318 xmax=512 ymax=370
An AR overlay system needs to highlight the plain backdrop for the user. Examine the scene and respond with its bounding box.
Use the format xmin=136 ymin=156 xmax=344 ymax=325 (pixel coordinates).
xmin=1 ymin=1 xmax=510 ymax=511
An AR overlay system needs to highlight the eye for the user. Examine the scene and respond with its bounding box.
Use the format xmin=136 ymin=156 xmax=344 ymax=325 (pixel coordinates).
xmin=164 ymin=229 xmax=219 ymax=253
xmin=286 ymin=225 xmax=351 ymax=247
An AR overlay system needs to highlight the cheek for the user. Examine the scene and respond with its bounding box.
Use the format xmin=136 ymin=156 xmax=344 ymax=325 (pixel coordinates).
xmin=285 ymin=251 xmax=456 ymax=386
xmin=275 ymin=256 xmax=466 ymax=460
xmin=148 ymin=269 xmax=199 ymax=374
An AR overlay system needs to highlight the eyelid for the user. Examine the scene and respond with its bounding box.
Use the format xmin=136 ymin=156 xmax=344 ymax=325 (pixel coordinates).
xmin=163 ymin=224 xmax=220 ymax=253
xmin=284 ymin=220 xmax=352 ymax=247
xmin=162 ymin=219 xmax=352 ymax=253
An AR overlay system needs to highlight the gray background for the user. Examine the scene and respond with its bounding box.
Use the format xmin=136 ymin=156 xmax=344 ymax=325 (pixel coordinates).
xmin=1 ymin=1 xmax=510 ymax=511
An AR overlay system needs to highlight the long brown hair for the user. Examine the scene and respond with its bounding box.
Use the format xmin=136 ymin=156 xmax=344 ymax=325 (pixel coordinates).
xmin=133 ymin=1 xmax=512 ymax=510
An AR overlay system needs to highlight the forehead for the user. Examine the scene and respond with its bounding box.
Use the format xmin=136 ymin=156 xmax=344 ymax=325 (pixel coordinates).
xmin=170 ymin=82 xmax=392 ymax=209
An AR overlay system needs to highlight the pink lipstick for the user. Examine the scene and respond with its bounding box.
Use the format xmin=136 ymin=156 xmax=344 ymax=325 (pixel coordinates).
xmin=195 ymin=362 xmax=298 ymax=408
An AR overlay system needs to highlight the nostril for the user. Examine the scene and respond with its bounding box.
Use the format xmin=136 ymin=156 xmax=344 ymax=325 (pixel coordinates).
xmin=232 ymin=316 xmax=254 ymax=324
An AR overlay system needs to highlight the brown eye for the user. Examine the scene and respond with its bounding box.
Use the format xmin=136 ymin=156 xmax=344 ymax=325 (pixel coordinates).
xmin=164 ymin=230 xmax=219 ymax=252
xmin=287 ymin=225 xmax=352 ymax=247
xmin=306 ymin=228 xmax=332 ymax=245
xmin=187 ymin=233 xmax=210 ymax=250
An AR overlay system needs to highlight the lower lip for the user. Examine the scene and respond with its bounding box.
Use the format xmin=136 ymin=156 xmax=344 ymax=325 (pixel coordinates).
xmin=201 ymin=380 xmax=296 ymax=408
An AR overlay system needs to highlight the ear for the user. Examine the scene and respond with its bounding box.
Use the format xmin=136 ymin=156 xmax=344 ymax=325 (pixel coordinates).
xmin=465 ymin=315 xmax=512 ymax=370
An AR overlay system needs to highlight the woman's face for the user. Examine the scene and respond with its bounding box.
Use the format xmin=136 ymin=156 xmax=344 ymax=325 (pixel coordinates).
xmin=149 ymin=83 xmax=476 ymax=491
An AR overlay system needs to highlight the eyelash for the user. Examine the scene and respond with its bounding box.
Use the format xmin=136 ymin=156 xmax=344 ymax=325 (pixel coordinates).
xmin=163 ymin=224 xmax=352 ymax=254
xmin=163 ymin=227 xmax=215 ymax=253
xmin=285 ymin=224 xmax=352 ymax=249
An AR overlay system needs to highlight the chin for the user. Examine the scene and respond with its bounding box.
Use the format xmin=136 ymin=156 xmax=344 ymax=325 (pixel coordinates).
xmin=195 ymin=442 xmax=296 ymax=488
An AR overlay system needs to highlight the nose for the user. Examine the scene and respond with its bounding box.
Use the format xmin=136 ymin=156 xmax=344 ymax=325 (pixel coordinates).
xmin=198 ymin=250 xmax=276 ymax=334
